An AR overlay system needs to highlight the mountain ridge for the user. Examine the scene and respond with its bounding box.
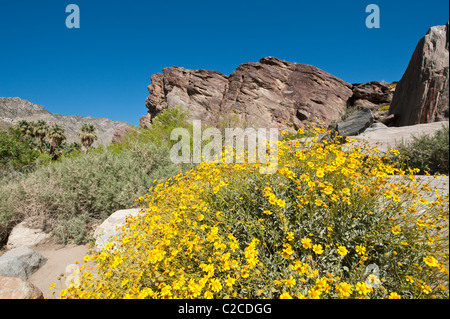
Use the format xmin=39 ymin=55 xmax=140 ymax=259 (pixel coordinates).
xmin=0 ymin=97 xmax=132 ymax=146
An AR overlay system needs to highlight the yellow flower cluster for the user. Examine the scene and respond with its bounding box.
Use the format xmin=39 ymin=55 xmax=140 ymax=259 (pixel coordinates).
xmin=58 ymin=126 xmax=449 ymax=299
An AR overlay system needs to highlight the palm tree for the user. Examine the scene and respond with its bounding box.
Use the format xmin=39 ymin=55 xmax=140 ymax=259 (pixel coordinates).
xmin=48 ymin=124 xmax=66 ymax=157
xmin=78 ymin=123 xmax=98 ymax=152
xmin=33 ymin=120 xmax=49 ymax=151
xmin=16 ymin=120 xmax=33 ymax=138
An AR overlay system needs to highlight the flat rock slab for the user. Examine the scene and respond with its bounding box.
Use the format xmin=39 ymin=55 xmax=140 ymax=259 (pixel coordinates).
xmin=0 ymin=247 xmax=47 ymax=280
xmin=350 ymin=121 xmax=449 ymax=152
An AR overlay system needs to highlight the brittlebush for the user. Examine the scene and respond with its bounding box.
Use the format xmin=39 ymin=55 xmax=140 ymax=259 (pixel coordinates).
xmin=59 ymin=127 xmax=449 ymax=299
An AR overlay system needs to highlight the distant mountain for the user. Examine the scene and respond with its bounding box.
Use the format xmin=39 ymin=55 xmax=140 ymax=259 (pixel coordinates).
xmin=0 ymin=97 xmax=132 ymax=146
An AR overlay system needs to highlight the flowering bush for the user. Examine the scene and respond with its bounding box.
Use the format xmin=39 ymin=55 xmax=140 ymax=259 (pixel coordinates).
xmin=59 ymin=127 xmax=449 ymax=299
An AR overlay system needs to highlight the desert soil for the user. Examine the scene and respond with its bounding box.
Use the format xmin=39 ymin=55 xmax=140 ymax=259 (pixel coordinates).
xmin=27 ymin=241 xmax=93 ymax=299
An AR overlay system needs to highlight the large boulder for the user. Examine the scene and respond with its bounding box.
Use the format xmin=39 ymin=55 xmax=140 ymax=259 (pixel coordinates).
xmin=145 ymin=57 xmax=354 ymax=131
xmin=6 ymin=221 xmax=52 ymax=250
xmin=0 ymin=247 xmax=47 ymax=280
xmin=389 ymin=22 xmax=449 ymax=126
xmin=220 ymin=57 xmax=354 ymax=129
xmin=0 ymin=276 xmax=44 ymax=299
xmin=335 ymin=108 xmax=375 ymax=137
xmin=93 ymin=208 xmax=143 ymax=252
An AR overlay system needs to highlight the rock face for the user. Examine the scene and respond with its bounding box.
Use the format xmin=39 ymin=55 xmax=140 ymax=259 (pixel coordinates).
xmin=0 ymin=247 xmax=47 ymax=280
xmin=0 ymin=97 xmax=131 ymax=146
xmin=389 ymin=22 xmax=449 ymax=126
xmin=351 ymin=81 xmax=394 ymax=109
xmin=146 ymin=68 xmax=229 ymax=124
xmin=0 ymin=276 xmax=44 ymax=299
xmin=144 ymin=57 xmax=354 ymax=131
xmin=139 ymin=112 xmax=152 ymax=129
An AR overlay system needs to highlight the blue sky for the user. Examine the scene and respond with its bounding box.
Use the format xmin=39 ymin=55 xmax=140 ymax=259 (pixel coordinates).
xmin=0 ymin=1 xmax=448 ymax=126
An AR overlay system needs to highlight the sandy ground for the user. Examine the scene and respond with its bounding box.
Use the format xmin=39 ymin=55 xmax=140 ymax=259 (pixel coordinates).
xmin=27 ymin=241 xmax=93 ymax=299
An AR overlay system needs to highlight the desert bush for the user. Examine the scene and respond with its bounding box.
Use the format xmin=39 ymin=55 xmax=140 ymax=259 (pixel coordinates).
xmin=0 ymin=107 xmax=194 ymax=245
xmin=394 ymin=124 xmax=449 ymax=175
xmin=60 ymin=127 xmax=449 ymax=299
xmin=0 ymin=142 xmax=184 ymax=245
xmin=109 ymin=107 xmax=192 ymax=154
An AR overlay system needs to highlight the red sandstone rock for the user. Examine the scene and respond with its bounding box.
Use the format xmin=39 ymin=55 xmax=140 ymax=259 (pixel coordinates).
xmin=144 ymin=57 xmax=354 ymax=131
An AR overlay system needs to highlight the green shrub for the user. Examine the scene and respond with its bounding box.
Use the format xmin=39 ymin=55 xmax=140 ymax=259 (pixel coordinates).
xmin=109 ymin=107 xmax=192 ymax=154
xmin=0 ymin=131 xmax=40 ymax=171
xmin=0 ymin=107 xmax=195 ymax=246
xmin=0 ymin=143 xmax=185 ymax=245
xmin=395 ymin=124 xmax=449 ymax=175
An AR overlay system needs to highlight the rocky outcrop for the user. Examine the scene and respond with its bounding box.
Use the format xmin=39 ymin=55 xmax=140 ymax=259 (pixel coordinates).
xmin=0 ymin=276 xmax=44 ymax=299
xmin=111 ymin=126 xmax=133 ymax=143
xmin=351 ymin=81 xmax=394 ymax=109
xmin=0 ymin=97 xmax=131 ymax=146
xmin=389 ymin=22 xmax=449 ymax=126
xmin=144 ymin=57 xmax=354 ymax=131
xmin=146 ymin=68 xmax=229 ymax=124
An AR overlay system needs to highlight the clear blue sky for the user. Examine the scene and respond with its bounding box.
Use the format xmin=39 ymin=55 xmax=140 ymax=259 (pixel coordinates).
xmin=0 ymin=0 xmax=448 ymax=126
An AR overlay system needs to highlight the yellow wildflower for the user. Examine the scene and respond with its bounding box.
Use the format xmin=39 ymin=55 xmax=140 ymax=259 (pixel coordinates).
xmin=280 ymin=292 xmax=292 ymax=299
xmin=355 ymin=282 xmax=371 ymax=295
xmin=312 ymin=244 xmax=324 ymax=255
xmin=391 ymin=225 xmax=401 ymax=235
xmin=423 ymin=256 xmax=439 ymax=268
xmin=355 ymin=245 xmax=366 ymax=255
xmin=388 ymin=292 xmax=401 ymax=299
xmin=337 ymin=245 xmax=348 ymax=256
xmin=301 ymin=238 xmax=313 ymax=249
